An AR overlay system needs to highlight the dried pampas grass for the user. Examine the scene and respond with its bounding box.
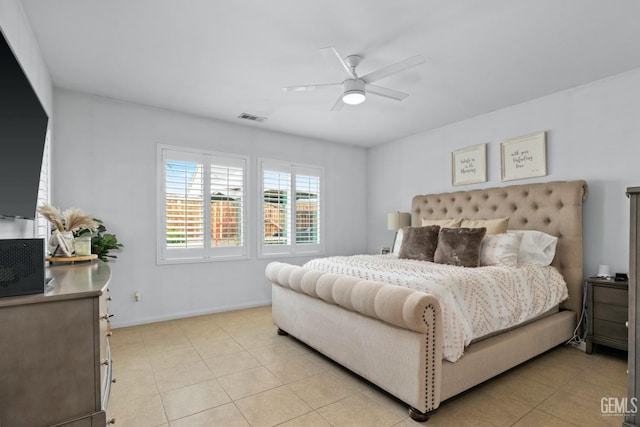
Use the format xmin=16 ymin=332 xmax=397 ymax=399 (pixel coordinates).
xmin=38 ymin=204 xmax=64 ymax=231
xmin=38 ymin=204 xmax=98 ymax=232
xmin=63 ymin=208 xmax=98 ymax=231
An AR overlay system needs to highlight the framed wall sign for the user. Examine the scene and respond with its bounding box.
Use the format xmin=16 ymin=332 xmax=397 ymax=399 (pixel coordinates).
xmin=500 ymin=131 xmax=546 ymax=181
xmin=451 ymin=143 xmax=487 ymax=186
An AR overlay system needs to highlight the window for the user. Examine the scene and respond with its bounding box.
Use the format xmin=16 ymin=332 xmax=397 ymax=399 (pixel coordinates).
xmin=158 ymin=145 xmax=248 ymax=263
xmin=35 ymin=128 xmax=51 ymax=239
xmin=260 ymin=159 xmax=322 ymax=256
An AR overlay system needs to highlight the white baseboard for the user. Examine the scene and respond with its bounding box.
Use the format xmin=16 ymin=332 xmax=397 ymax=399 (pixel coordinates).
xmin=110 ymin=298 xmax=272 ymax=328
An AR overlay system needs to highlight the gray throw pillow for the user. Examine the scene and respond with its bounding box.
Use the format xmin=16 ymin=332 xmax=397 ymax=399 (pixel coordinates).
xmin=434 ymin=227 xmax=487 ymax=267
xmin=398 ymin=225 xmax=440 ymax=262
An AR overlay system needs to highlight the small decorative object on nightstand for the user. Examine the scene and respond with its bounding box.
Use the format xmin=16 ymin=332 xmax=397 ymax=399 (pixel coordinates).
xmin=387 ymin=211 xmax=410 ymax=250
xmin=585 ymin=276 xmax=628 ymax=354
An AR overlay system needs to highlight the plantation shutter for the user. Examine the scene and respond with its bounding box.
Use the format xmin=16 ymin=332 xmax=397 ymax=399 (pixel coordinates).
xmin=159 ymin=146 xmax=247 ymax=263
xmin=263 ymin=166 xmax=291 ymax=249
xmin=163 ymin=150 xmax=205 ymax=260
xmin=34 ymin=128 xmax=51 ymax=240
xmin=260 ymin=160 xmax=322 ymax=256
xmin=294 ymin=169 xmax=320 ymax=246
xmin=209 ymin=156 xmax=246 ymax=253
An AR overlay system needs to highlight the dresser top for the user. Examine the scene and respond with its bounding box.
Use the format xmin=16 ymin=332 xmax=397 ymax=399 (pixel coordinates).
xmin=586 ymin=276 xmax=628 ymax=287
xmin=0 ymin=260 xmax=111 ymax=308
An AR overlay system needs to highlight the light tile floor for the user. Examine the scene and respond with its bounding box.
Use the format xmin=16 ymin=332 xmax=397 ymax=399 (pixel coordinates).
xmin=108 ymin=305 xmax=628 ymax=426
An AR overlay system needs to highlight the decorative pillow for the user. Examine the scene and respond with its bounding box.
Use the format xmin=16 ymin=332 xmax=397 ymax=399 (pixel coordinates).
xmin=434 ymin=227 xmax=487 ymax=267
xmin=480 ymin=233 xmax=523 ymax=267
xmin=461 ymin=217 xmax=509 ymax=235
xmin=398 ymin=225 xmax=441 ymax=262
xmin=392 ymin=228 xmax=404 ymax=256
xmin=507 ymin=230 xmax=558 ymax=266
xmin=421 ymin=218 xmax=463 ymax=228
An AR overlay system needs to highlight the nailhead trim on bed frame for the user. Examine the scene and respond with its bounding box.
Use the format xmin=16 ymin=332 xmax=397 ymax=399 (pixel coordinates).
xmin=423 ymin=303 xmax=437 ymax=412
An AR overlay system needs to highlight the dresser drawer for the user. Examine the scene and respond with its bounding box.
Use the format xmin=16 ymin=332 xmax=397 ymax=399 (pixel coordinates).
xmin=593 ymin=303 xmax=628 ymax=324
xmin=593 ymin=286 xmax=628 ymax=307
xmin=593 ymin=318 xmax=628 ymax=342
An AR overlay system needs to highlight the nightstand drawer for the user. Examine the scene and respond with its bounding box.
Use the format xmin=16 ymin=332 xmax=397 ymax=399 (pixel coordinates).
xmin=593 ymin=319 xmax=628 ymax=342
xmin=593 ymin=303 xmax=628 ymax=323
xmin=593 ymin=286 xmax=628 ymax=307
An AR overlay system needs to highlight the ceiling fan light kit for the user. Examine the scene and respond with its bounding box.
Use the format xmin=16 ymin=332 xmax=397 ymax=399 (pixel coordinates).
xmin=342 ymin=79 xmax=366 ymax=105
xmin=283 ymin=47 xmax=424 ymax=110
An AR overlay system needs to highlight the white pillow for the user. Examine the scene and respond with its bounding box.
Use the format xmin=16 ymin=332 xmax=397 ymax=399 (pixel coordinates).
xmin=392 ymin=228 xmax=404 ymax=256
xmin=507 ymin=230 xmax=558 ymax=266
xmin=480 ymin=233 xmax=522 ymax=267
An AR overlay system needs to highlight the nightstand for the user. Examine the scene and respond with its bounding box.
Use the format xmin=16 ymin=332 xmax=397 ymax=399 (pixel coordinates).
xmin=585 ymin=277 xmax=628 ymax=354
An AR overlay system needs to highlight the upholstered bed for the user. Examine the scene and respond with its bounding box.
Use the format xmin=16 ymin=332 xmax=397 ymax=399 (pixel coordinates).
xmin=266 ymin=180 xmax=588 ymax=421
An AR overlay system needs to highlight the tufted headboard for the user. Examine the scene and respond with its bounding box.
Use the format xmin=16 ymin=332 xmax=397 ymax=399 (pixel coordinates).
xmin=411 ymin=180 xmax=588 ymax=314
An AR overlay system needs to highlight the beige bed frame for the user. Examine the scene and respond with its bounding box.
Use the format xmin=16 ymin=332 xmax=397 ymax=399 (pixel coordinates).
xmin=268 ymin=180 xmax=588 ymax=422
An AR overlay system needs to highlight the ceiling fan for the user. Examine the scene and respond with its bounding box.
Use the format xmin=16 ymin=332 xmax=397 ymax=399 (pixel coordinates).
xmin=283 ymin=47 xmax=425 ymax=111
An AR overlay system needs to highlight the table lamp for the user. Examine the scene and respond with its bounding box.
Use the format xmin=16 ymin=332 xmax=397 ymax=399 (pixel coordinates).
xmin=387 ymin=211 xmax=411 ymax=250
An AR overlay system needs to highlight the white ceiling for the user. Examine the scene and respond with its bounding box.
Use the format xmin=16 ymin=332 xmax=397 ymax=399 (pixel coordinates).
xmin=19 ymin=0 xmax=640 ymax=147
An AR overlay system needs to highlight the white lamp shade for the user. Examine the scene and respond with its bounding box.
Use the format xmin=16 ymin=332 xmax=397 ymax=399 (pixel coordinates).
xmin=387 ymin=212 xmax=411 ymax=231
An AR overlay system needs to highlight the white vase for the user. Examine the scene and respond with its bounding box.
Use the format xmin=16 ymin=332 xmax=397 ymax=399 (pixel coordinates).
xmin=49 ymin=230 xmax=75 ymax=257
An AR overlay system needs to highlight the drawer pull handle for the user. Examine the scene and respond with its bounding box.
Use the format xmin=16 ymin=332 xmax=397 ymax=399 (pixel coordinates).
xmin=107 ymin=418 xmax=116 ymax=424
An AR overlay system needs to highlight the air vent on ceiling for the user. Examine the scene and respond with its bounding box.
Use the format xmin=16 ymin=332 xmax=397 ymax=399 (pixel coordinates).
xmin=238 ymin=113 xmax=267 ymax=122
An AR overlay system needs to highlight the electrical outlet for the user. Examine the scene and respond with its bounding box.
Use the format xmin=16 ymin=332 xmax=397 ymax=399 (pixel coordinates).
xmin=134 ymin=291 xmax=140 ymax=302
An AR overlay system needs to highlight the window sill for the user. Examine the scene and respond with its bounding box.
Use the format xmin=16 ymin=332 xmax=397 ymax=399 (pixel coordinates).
xmin=157 ymin=254 xmax=250 ymax=265
xmin=257 ymin=251 xmax=324 ymax=260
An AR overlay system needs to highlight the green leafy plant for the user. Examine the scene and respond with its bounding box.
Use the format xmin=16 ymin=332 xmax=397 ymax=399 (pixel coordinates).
xmin=75 ymin=219 xmax=123 ymax=262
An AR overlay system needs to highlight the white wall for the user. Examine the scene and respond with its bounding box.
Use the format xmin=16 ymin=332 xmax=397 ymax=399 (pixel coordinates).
xmin=53 ymin=89 xmax=368 ymax=327
xmin=0 ymin=0 xmax=53 ymax=238
xmin=368 ymin=68 xmax=640 ymax=278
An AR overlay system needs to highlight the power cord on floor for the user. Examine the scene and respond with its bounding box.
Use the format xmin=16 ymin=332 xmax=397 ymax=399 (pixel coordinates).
xmin=565 ymin=279 xmax=588 ymax=347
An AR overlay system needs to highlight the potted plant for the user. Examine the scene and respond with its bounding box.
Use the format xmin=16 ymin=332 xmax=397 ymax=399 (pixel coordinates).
xmin=74 ymin=219 xmax=123 ymax=262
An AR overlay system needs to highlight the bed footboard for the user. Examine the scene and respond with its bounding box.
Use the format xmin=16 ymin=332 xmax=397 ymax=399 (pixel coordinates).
xmin=267 ymin=262 xmax=443 ymax=416
xmin=266 ymin=262 xmax=443 ymax=334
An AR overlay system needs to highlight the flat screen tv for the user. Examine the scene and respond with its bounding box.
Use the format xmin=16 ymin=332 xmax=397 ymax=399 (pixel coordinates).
xmin=0 ymin=29 xmax=49 ymax=220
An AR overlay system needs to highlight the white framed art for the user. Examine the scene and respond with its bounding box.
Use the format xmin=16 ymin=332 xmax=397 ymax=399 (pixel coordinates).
xmin=500 ymin=131 xmax=546 ymax=181
xmin=451 ymin=143 xmax=487 ymax=186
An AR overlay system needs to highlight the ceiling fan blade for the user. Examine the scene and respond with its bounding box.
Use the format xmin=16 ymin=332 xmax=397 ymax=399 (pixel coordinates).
xmin=320 ymin=46 xmax=356 ymax=79
xmin=282 ymin=83 xmax=341 ymax=92
xmin=330 ymin=95 xmax=345 ymax=111
xmin=360 ymin=55 xmax=425 ymax=84
xmin=366 ymin=84 xmax=409 ymax=101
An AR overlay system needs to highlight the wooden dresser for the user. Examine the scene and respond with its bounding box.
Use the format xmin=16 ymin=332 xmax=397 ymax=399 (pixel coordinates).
xmin=0 ymin=261 xmax=113 ymax=427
